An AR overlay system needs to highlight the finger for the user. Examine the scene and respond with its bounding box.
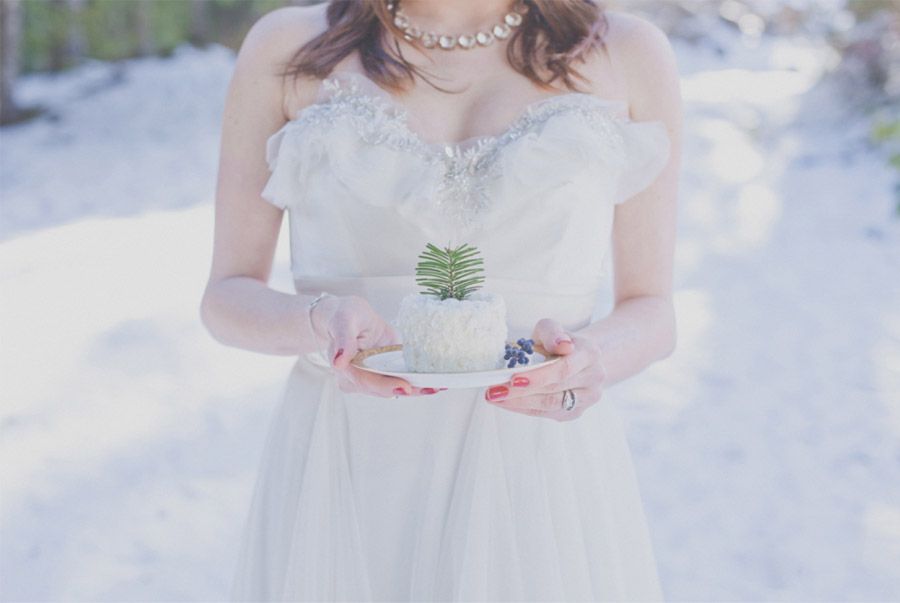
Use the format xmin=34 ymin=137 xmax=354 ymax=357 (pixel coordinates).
xmin=532 ymin=317 xmax=574 ymax=357
xmin=517 ymin=317 xmax=576 ymax=388
xmin=406 ymin=386 xmax=447 ymax=396
xmin=501 ymin=353 xmax=604 ymax=401
xmin=509 ymin=340 xmax=601 ymax=394
xmin=493 ymin=390 xmax=564 ymax=412
xmin=490 ymin=385 xmax=596 ymax=413
xmin=344 ymin=363 xmax=423 ymax=397
xmin=328 ymin=307 xmax=362 ymax=371
xmin=336 ymin=364 xmax=444 ymax=397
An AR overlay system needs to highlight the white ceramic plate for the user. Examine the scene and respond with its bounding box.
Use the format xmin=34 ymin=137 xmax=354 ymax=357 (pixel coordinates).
xmin=350 ymin=341 xmax=561 ymax=389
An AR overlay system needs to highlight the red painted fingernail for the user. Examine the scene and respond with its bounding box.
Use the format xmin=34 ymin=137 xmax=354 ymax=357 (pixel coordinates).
xmin=512 ymin=376 xmax=529 ymax=387
xmin=393 ymin=387 xmax=408 ymax=395
xmin=422 ymin=387 xmax=437 ymax=394
xmin=486 ymin=385 xmax=508 ymax=401
xmin=333 ymin=348 xmax=344 ymax=364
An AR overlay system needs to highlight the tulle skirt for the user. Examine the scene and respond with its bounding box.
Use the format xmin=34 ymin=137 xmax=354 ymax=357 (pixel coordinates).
xmin=228 ymin=349 xmax=664 ymax=602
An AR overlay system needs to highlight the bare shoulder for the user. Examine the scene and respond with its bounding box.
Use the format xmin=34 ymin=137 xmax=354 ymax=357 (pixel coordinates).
xmin=602 ymin=10 xmax=678 ymax=80
xmin=601 ymin=10 xmax=681 ymax=119
xmin=232 ymin=3 xmax=330 ymax=119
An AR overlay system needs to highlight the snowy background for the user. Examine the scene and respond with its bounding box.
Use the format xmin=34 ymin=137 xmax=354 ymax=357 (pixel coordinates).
xmin=2 ymin=11 xmax=900 ymax=603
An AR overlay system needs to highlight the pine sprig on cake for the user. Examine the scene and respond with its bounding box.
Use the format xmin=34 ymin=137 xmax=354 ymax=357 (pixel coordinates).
xmin=397 ymin=241 xmax=506 ymax=372
xmin=414 ymin=242 xmax=486 ymax=301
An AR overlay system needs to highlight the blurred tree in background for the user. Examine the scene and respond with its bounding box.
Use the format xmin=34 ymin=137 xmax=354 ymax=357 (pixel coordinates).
xmin=1 ymin=0 xmax=24 ymax=123
xmin=18 ymin=0 xmax=310 ymax=70
xmin=1 ymin=0 xmax=321 ymax=124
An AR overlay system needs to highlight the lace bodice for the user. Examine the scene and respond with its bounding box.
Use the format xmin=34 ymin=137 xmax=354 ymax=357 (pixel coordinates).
xmin=260 ymin=70 xmax=670 ymax=299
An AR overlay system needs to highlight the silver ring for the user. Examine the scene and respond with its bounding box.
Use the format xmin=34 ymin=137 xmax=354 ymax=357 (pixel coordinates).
xmin=561 ymin=389 xmax=576 ymax=411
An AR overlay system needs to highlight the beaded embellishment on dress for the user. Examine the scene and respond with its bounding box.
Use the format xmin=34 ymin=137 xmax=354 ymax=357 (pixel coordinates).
xmin=288 ymin=71 xmax=629 ymax=233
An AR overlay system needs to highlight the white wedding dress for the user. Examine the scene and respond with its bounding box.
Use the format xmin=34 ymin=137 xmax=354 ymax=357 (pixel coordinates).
xmin=229 ymin=70 xmax=670 ymax=602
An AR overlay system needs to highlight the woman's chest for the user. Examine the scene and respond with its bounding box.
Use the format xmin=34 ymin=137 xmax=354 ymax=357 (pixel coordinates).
xmin=278 ymin=71 xmax=630 ymax=239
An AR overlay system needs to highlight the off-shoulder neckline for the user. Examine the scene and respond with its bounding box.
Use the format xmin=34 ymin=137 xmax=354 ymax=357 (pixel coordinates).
xmin=290 ymin=69 xmax=632 ymax=155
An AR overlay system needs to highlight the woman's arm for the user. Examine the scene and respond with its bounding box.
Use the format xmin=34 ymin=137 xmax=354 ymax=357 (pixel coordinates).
xmin=575 ymin=11 xmax=683 ymax=387
xmin=199 ymin=6 xmax=328 ymax=356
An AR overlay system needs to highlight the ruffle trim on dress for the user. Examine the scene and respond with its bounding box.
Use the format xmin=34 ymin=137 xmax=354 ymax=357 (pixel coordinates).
xmin=259 ymin=70 xmax=671 ymax=219
xmin=259 ymin=118 xmax=327 ymax=210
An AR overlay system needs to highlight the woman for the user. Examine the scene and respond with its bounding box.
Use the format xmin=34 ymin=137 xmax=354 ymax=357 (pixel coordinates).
xmin=201 ymin=0 xmax=681 ymax=599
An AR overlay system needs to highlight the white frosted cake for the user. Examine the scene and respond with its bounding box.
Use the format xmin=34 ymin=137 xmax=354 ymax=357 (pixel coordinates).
xmin=395 ymin=290 xmax=508 ymax=373
xmin=393 ymin=242 xmax=508 ymax=373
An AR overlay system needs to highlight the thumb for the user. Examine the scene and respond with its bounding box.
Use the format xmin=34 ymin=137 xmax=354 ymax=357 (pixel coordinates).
xmin=328 ymin=313 xmax=360 ymax=370
xmin=532 ymin=318 xmax=574 ymax=356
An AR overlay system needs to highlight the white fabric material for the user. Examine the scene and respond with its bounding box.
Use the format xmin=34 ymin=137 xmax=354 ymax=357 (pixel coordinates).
xmin=231 ymin=71 xmax=671 ymax=601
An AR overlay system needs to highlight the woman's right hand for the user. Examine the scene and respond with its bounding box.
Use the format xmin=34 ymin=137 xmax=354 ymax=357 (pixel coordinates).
xmin=309 ymin=294 xmax=443 ymax=397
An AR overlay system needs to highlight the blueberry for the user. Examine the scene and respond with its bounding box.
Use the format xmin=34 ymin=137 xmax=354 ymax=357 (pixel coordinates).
xmin=521 ymin=357 xmax=529 ymax=364
xmin=507 ymin=358 xmax=516 ymax=368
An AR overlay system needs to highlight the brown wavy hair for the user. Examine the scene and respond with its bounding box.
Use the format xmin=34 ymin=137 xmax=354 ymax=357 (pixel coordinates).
xmin=277 ymin=0 xmax=608 ymax=95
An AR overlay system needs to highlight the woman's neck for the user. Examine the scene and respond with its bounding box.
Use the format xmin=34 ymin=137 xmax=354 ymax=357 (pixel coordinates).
xmin=395 ymin=0 xmax=517 ymax=33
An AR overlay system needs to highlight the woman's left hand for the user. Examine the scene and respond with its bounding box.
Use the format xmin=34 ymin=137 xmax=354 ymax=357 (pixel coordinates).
xmin=483 ymin=318 xmax=606 ymax=421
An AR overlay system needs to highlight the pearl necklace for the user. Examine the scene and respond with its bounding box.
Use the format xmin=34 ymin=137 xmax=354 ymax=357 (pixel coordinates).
xmin=386 ymin=0 xmax=528 ymax=50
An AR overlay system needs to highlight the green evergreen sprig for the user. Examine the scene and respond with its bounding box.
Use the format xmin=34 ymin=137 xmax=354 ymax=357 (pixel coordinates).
xmin=414 ymin=242 xmax=485 ymax=301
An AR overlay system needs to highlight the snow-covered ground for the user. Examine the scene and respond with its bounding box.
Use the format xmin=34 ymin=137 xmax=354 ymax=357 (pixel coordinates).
xmin=2 ymin=26 xmax=899 ymax=602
